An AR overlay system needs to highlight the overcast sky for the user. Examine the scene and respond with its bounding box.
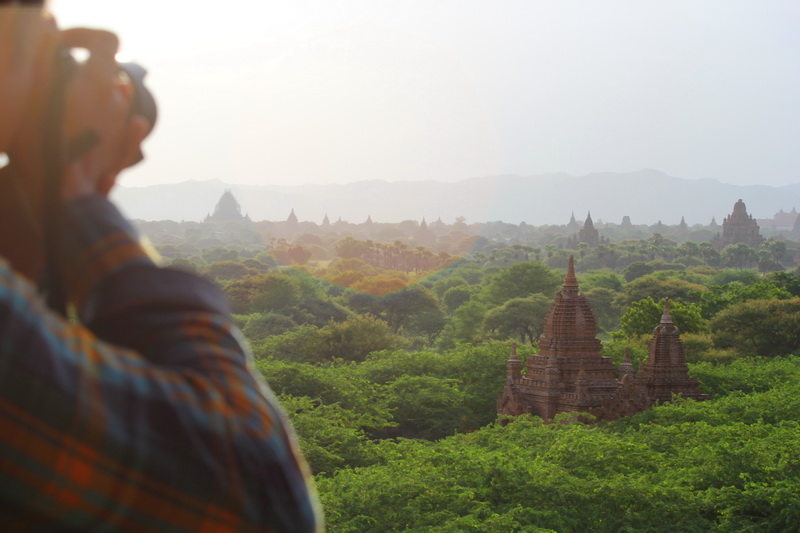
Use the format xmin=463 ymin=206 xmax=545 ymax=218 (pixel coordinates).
xmin=51 ymin=0 xmax=800 ymax=189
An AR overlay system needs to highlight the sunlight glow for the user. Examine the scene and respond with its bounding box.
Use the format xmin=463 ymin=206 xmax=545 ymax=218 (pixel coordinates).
xmin=46 ymin=1 xmax=800 ymax=189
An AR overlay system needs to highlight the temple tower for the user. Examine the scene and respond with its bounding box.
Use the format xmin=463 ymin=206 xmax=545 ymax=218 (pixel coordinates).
xmin=566 ymin=212 xmax=580 ymax=233
xmin=713 ymin=199 xmax=763 ymax=250
xmin=497 ymin=256 xmax=618 ymax=420
xmin=205 ymin=190 xmax=251 ymax=222
xmin=578 ymin=212 xmax=600 ymax=247
xmin=636 ymin=300 xmax=708 ymax=404
xmin=414 ymin=218 xmax=436 ymax=245
xmin=536 ymin=255 xmax=604 ymax=367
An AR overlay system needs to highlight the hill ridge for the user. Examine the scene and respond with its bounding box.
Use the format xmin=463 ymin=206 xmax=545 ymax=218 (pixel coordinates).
xmin=112 ymin=170 xmax=799 ymax=225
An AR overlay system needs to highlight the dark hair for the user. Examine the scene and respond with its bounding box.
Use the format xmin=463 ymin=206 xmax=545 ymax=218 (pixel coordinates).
xmin=0 ymin=1 xmax=46 ymax=5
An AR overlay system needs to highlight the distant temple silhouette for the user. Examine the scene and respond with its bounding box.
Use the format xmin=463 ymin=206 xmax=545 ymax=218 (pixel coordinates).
xmin=497 ymin=256 xmax=707 ymax=422
xmin=414 ymin=218 xmax=436 ymax=245
xmin=566 ymin=212 xmax=609 ymax=249
xmin=205 ymin=190 xmax=251 ymax=223
xmin=566 ymin=212 xmax=580 ymax=233
xmin=712 ymin=199 xmax=763 ymax=250
xmin=766 ymin=207 xmax=798 ymax=231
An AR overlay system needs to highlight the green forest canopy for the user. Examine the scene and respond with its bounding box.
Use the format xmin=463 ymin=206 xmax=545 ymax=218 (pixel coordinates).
xmin=143 ymin=220 xmax=800 ymax=531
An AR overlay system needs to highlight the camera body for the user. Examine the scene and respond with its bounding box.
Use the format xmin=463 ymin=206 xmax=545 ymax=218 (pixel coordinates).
xmin=119 ymin=61 xmax=157 ymax=131
xmin=41 ymin=50 xmax=157 ymax=311
xmin=118 ymin=61 xmax=157 ymax=163
xmin=55 ymin=48 xmax=157 ymax=163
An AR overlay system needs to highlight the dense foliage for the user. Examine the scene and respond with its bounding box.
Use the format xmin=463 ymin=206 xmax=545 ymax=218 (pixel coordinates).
xmin=312 ymin=356 xmax=800 ymax=532
xmin=142 ymin=219 xmax=800 ymax=530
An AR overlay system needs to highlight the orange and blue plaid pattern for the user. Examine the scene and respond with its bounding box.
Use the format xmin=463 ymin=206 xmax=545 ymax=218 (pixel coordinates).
xmin=0 ymin=196 xmax=321 ymax=531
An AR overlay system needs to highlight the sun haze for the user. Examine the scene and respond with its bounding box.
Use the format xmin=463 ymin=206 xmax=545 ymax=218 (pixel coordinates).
xmin=50 ymin=0 xmax=800 ymax=188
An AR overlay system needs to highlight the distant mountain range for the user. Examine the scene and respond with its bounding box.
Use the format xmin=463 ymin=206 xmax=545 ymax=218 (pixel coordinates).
xmin=111 ymin=170 xmax=800 ymax=227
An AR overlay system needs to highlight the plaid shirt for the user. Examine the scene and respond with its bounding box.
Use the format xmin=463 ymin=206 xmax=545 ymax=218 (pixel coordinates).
xmin=0 ymin=196 xmax=321 ymax=532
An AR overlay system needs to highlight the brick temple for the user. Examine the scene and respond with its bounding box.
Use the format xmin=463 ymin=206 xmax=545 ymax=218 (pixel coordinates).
xmin=712 ymin=198 xmax=763 ymax=251
xmin=497 ymin=256 xmax=707 ymax=422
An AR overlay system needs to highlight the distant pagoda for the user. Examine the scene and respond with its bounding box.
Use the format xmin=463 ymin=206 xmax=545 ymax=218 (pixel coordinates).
xmin=712 ymin=199 xmax=763 ymax=251
xmin=566 ymin=212 xmax=608 ymax=249
xmin=205 ymin=190 xmax=251 ymax=223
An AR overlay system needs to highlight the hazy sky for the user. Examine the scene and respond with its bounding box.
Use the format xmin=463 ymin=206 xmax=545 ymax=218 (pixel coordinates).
xmin=51 ymin=0 xmax=800 ymax=189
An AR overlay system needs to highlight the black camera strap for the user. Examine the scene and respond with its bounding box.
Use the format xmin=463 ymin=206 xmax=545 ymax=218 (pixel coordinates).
xmin=40 ymin=47 xmax=75 ymax=316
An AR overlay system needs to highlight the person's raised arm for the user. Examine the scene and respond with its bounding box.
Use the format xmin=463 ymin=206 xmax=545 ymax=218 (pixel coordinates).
xmin=0 ymin=16 xmax=321 ymax=531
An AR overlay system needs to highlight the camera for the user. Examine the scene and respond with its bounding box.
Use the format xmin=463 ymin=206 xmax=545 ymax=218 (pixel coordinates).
xmin=117 ymin=61 xmax=157 ymax=163
xmin=42 ymin=50 xmax=157 ymax=312
xmin=54 ymin=48 xmax=157 ymax=163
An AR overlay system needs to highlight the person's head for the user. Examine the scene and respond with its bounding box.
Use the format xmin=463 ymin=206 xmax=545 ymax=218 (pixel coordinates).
xmin=0 ymin=0 xmax=55 ymax=152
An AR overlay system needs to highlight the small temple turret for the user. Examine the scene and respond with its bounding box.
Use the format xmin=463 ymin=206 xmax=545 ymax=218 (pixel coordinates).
xmin=506 ymin=344 xmax=522 ymax=382
xmin=636 ymin=299 xmax=708 ymax=405
xmin=619 ymin=347 xmax=634 ymax=378
xmin=544 ymin=351 xmax=560 ymax=381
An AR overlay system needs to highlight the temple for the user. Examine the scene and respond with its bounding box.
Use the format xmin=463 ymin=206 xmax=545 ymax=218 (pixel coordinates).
xmin=497 ymin=256 xmax=707 ymax=422
xmin=414 ymin=218 xmax=436 ymax=245
xmin=205 ymin=190 xmax=251 ymax=223
xmin=712 ymin=199 xmax=763 ymax=251
xmin=566 ymin=212 xmax=609 ymax=249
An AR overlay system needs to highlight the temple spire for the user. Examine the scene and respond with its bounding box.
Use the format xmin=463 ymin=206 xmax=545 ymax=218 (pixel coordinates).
xmin=661 ymin=298 xmax=673 ymax=324
xmin=564 ymin=255 xmax=578 ymax=291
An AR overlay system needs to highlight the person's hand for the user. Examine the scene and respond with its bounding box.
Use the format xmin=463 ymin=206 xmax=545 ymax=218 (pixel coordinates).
xmin=58 ymin=28 xmax=151 ymax=199
xmin=0 ymin=24 xmax=150 ymax=281
xmin=7 ymin=27 xmax=151 ymax=201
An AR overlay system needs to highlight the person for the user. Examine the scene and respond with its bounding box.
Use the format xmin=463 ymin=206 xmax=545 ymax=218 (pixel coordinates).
xmin=0 ymin=3 xmax=322 ymax=531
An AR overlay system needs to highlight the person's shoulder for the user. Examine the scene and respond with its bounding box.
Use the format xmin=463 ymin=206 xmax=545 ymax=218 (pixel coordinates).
xmin=0 ymin=256 xmax=27 ymax=281
xmin=0 ymin=256 xmax=42 ymax=303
